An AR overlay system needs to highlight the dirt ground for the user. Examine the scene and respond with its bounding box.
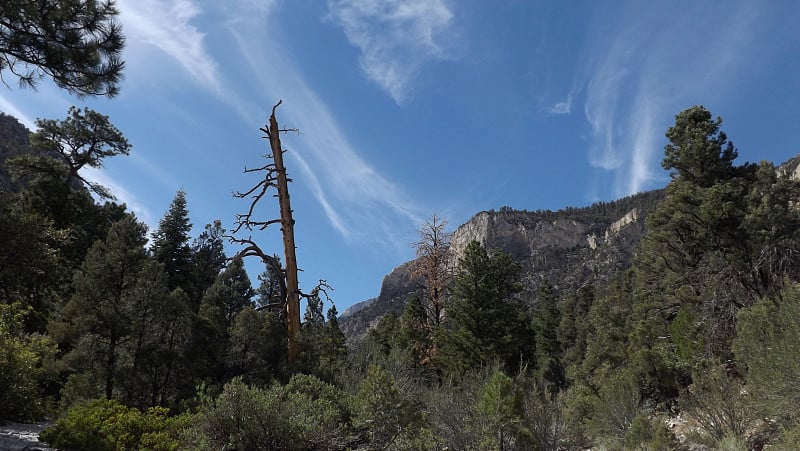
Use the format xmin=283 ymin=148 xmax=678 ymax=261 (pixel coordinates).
xmin=0 ymin=422 xmax=55 ymax=451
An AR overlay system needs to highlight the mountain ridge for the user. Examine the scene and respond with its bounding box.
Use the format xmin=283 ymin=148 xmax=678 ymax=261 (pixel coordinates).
xmin=340 ymin=189 xmax=665 ymax=343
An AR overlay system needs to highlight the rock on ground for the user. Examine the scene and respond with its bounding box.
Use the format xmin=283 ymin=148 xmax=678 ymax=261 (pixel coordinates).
xmin=0 ymin=422 xmax=55 ymax=451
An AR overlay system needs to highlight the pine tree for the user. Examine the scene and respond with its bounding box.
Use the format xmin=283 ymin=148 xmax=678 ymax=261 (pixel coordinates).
xmin=197 ymin=256 xmax=255 ymax=383
xmin=533 ymin=281 xmax=565 ymax=390
xmin=188 ymin=220 xmax=226 ymax=308
xmin=57 ymin=215 xmax=148 ymax=400
xmin=319 ymin=305 xmax=347 ymax=382
xmin=15 ymin=106 xmax=131 ymax=199
xmin=151 ymin=189 xmax=193 ymax=291
xmin=0 ymin=1 xmax=125 ymax=97
xmin=226 ymin=306 xmax=285 ymax=385
xmin=438 ymin=240 xmax=534 ymax=375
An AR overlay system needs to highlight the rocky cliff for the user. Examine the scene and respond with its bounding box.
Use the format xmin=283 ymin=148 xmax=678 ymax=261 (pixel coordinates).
xmin=340 ymin=189 xmax=665 ymax=343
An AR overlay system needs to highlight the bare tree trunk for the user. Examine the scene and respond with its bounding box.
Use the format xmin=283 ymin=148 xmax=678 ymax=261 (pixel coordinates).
xmin=266 ymin=103 xmax=301 ymax=364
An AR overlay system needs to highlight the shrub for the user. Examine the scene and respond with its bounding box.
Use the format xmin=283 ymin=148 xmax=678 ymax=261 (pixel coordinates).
xmin=586 ymin=369 xmax=643 ymax=447
xmin=352 ymin=365 xmax=428 ymax=449
xmin=0 ymin=302 xmax=57 ymax=421
xmin=192 ymin=375 xmax=352 ymax=450
xmin=679 ymin=363 xmax=752 ymax=445
xmin=39 ymin=399 xmax=186 ymax=450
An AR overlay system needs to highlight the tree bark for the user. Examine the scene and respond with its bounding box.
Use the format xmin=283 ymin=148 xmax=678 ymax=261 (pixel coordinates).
xmin=267 ymin=102 xmax=301 ymax=364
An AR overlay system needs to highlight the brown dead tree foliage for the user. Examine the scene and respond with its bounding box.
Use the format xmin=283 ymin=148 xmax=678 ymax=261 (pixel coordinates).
xmin=411 ymin=214 xmax=454 ymax=327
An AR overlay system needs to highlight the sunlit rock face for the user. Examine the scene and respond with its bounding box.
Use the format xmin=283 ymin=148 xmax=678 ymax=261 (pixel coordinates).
xmin=341 ymin=190 xmax=666 ymax=343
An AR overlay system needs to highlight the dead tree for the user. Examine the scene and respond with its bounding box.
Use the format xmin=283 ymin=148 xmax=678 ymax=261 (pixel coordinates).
xmin=411 ymin=214 xmax=454 ymax=326
xmin=227 ymin=100 xmax=304 ymax=363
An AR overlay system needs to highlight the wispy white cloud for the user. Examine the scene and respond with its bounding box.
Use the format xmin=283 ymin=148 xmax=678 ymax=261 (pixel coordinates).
xmin=548 ymin=94 xmax=572 ymax=115
xmin=117 ymin=0 xmax=219 ymax=90
xmin=222 ymin=7 xmax=424 ymax=252
xmin=0 ymin=95 xmax=34 ymax=128
xmin=82 ymin=167 xmax=154 ymax=227
xmin=327 ymin=0 xmax=457 ymax=104
xmin=578 ymin=1 xmax=766 ymax=197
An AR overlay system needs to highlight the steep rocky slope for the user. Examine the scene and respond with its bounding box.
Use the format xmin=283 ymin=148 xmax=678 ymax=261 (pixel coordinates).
xmin=340 ymin=190 xmax=665 ymax=343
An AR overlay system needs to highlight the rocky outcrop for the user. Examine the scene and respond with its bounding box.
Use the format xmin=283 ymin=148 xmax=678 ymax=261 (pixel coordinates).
xmin=340 ymin=190 xmax=666 ymax=343
xmin=339 ymin=261 xmax=421 ymax=343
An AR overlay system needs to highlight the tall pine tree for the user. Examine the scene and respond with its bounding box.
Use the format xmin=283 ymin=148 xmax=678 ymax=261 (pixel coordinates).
xmin=151 ymin=189 xmax=192 ymax=291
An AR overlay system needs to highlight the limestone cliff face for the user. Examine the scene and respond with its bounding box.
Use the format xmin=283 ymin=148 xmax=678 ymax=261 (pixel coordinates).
xmin=450 ymin=211 xmax=591 ymax=262
xmin=340 ymin=190 xmax=666 ymax=343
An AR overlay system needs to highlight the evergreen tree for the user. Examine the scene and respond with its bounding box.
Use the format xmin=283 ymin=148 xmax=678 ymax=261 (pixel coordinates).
xmin=56 ymin=215 xmax=147 ymax=400
xmin=8 ymin=107 xmax=129 ymax=282
xmin=116 ymin=259 xmax=191 ymax=409
xmin=0 ymin=190 xmax=67 ymax=330
xmin=197 ymin=256 xmax=255 ymax=383
xmin=532 ymin=281 xmax=565 ymax=390
xmin=636 ymin=106 xmax=800 ymax=366
xmin=662 ymin=106 xmax=738 ymax=187
xmin=188 ymin=220 xmax=226 ymax=308
xmin=735 ymin=283 xmax=800 ymax=423
xmin=0 ymin=0 xmax=125 ymax=97
xmin=438 ymin=240 xmax=534 ymax=375
xmin=558 ymin=284 xmax=594 ymax=381
xmin=353 ymin=365 xmax=425 ymax=448
xmin=14 ymin=106 xmax=131 ymax=199
xmin=255 ymin=254 xmax=284 ymax=311
xmin=477 ymin=370 xmax=525 ymax=450
xmin=151 ymin=189 xmax=193 ymax=291
xmin=318 ymin=306 xmax=347 ymax=383
xmin=401 ymin=295 xmax=435 ymax=369
xmin=199 ymin=256 xmax=255 ymax=329
xmin=226 ymin=306 xmax=285 ymax=386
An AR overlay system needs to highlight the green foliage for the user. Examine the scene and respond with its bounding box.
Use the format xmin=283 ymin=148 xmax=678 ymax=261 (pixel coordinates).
xmin=775 ymin=422 xmax=800 ymax=451
xmin=0 ymin=191 xmax=67 ymax=330
xmin=16 ymin=106 xmax=130 ymax=198
xmin=199 ymin=255 xmax=255 ymax=331
xmin=353 ymin=365 xmax=426 ymax=449
xmin=621 ymin=412 xmax=680 ymax=450
xmin=735 ymin=283 xmax=800 ymax=423
xmin=533 ymin=281 xmax=565 ymax=390
xmin=365 ymin=310 xmax=404 ymax=357
xmin=151 ymin=189 xmax=193 ymax=290
xmin=517 ymin=378 xmax=574 ymax=450
xmin=226 ymin=306 xmax=285 ymax=385
xmin=579 ymin=271 xmax=636 ymax=384
xmin=558 ymin=284 xmax=593 ymax=381
xmin=192 ymin=375 xmax=351 ymax=450
xmin=679 ymin=363 xmax=752 ymax=445
xmin=189 ymin=220 xmax=227 ymax=307
xmin=662 ymin=105 xmax=738 ymax=187
xmin=254 ymin=253 xmax=283 ymax=310
xmin=196 ymin=255 xmax=255 ymax=384
xmin=0 ymin=302 xmax=57 ymax=421
xmin=0 ymin=0 xmax=125 ymax=97
xmin=320 ymin=305 xmax=348 ymax=382
xmin=438 ymin=240 xmax=534 ymax=375
xmin=55 ymin=215 xmax=148 ymax=400
xmin=40 ymin=399 xmax=187 ymax=451
xmin=585 ymin=368 xmax=643 ymax=447
xmin=476 ymin=370 xmax=524 ymax=450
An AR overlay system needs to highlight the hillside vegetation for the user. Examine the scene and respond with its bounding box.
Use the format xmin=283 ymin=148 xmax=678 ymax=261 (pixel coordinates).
xmin=3 ymin=105 xmax=800 ymax=450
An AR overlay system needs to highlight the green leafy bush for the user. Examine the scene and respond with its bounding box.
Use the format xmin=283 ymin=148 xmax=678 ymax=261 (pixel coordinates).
xmin=192 ymin=375 xmax=352 ymax=450
xmin=0 ymin=302 xmax=57 ymax=421
xmin=39 ymin=399 xmax=187 ymax=451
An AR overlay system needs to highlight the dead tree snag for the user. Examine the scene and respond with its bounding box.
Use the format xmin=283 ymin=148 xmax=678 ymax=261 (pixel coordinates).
xmin=227 ymin=100 xmax=303 ymax=363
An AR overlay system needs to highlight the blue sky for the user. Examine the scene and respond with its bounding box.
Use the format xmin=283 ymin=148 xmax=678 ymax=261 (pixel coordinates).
xmin=2 ymin=0 xmax=800 ymax=312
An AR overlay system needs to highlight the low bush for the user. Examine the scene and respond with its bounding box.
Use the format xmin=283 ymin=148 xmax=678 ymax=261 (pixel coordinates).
xmin=39 ymin=398 xmax=188 ymax=451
